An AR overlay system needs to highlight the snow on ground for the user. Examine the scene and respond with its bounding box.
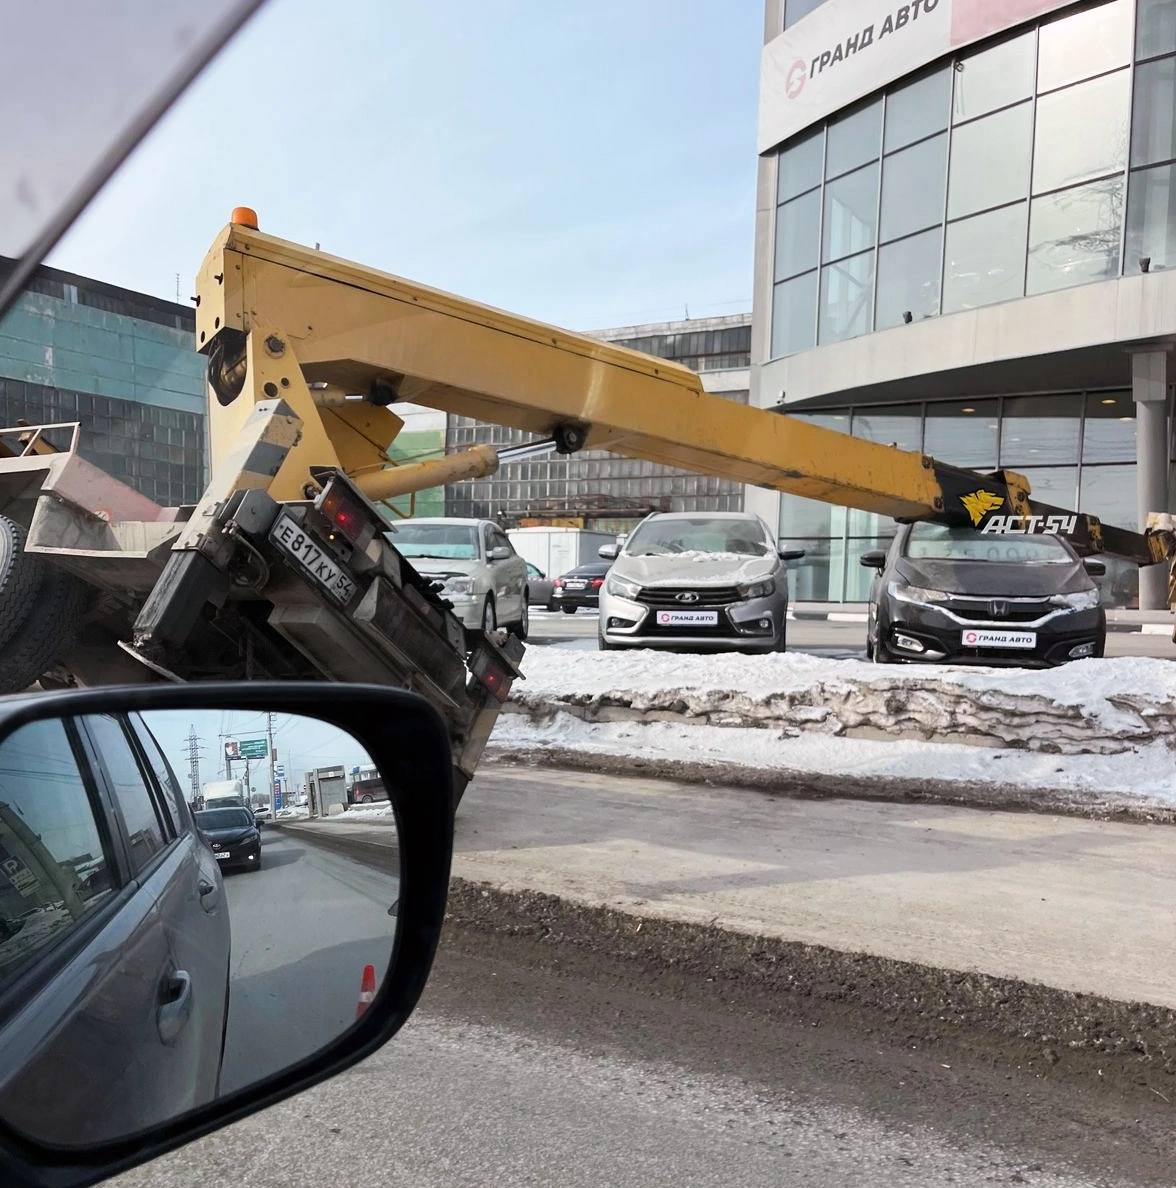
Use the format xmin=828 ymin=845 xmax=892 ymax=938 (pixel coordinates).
xmin=492 ymin=711 xmax=1176 ymax=804
xmin=512 ymin=649 xmax=1176 ymax=750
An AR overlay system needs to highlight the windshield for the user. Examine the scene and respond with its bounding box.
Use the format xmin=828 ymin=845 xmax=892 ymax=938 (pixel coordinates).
xmin=625 ymin=518 xmax=770 ymax=558
xmin=905 ymin=523 xmax=1073 ymax=564
xmin=194 ymin=808 xmax=254 ymax=831
xmin=391 ymin=524 xmax=479 ymax=560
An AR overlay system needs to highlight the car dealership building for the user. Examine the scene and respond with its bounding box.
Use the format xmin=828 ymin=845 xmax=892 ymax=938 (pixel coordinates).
xmin=746 ymin=0 xmax=1176 ymax=607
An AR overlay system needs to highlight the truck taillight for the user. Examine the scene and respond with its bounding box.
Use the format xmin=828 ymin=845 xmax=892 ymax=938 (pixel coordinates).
xmin=469 ymin=647 xmax=514 ymax=702
xmin=318 ymin=483 xmax=366 ymax=544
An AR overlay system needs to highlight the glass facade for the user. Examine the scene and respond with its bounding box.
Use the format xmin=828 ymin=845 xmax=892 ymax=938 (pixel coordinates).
xmin=445 ymin=320 xmax=750 ymax=529
xmin=778 ymin=390 xmax=1155 ymax=607
xmin=769 ymin=0 xmax=1176 ymax=356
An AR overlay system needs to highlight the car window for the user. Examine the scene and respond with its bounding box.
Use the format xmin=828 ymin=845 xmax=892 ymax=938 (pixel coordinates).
xmin=128 ymin=713 xmax=187 ymax=832
xmin=83 ymin=715 xmax=171 ymax=875
xmin=490 ymin=528 xmax=513 ymax=553
xmin=625 ymin=518 xmax=771 ymax=557
xmin=905 ymin=522 xmax=1073 ymax=563
xmin=526 ymin=562 xmax=542 ymax=578
xmin=0 ymin=719 xmax=117 ymax=988
xmin=391 ymin=523 xmax=479 ymax=560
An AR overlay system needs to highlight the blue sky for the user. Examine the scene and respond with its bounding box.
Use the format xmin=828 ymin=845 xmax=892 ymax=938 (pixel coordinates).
xmin=51 ymin=0 xmax=762 ymax=331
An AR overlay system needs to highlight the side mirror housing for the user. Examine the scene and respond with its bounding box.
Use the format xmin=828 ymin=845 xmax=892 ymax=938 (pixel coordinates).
xmin=487 ymin=545 xmax=512 ymax=561
xmin=777 ymin=548 xmax=806 ymax=562
xmin=598 ymin=544 xmax=619 ymax=560
xmin=859 ymin=550 xmax=887 ymax=569
xmin=1083 ymin=558 xmax=1107 ymax=576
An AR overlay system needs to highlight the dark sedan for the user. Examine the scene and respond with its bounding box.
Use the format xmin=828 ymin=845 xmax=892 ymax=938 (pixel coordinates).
xmin=551 ymin=561 xmax=611 ymax=613
xmin=195 ymin=806 xmax=262 ymax=872
xmin=862 ymin=522 xmax=1106 ymax=667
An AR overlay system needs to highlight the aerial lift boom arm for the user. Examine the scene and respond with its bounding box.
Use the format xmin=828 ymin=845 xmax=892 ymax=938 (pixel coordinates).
xmin=195 ymin=213 xmax=1175 ymax=577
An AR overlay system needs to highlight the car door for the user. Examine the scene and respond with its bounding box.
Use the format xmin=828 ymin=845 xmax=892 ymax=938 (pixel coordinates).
xmin=0 ymin=715 xmax=179 ymax=1146
xmin=128 ymin=713 xmax=231 ymax=1089
xmin=490 ymin=526 xmax=526 ymax=620
xmin=80 ymin=714 xmax=229 ymax=1115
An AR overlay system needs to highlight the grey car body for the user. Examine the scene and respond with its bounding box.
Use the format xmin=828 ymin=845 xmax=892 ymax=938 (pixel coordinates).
xmin=525 ymin=562 xmax=555 ymax=611
xmin=597 ymin=512 xmax=803 ymax=651
xmin=388 ymin=517 xmax=529 ymax=634
xmin=0 ymin=709 xmax=230 ymax=1145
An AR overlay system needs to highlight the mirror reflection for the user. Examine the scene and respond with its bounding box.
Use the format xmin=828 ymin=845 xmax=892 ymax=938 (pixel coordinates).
xmin=0 ymin=708 xmax=399 ymax=1146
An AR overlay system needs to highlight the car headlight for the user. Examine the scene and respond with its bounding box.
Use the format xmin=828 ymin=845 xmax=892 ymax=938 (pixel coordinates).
xmin=737 ymin=578 xmax=776 ymax=600
xmin=606 ymin=575 xmax=642 ymax=599
xmin=1050 ymin=588 xmax=1100 ymax=609
xmin=442 ymin=576 xmax=474 ymax=596
xmin=888 ymin=581 xmax=950 ymax=605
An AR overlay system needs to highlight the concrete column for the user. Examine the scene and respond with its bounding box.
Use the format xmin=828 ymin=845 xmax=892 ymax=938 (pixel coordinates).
xmin=1131 ymin=349 xmax=1171 ymax=609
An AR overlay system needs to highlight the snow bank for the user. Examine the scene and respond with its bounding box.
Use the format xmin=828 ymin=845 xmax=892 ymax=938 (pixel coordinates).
xmin=511 ymin=650 xmax=1176 ymax=754
xmin=493 ymin=711 xmax=1176 ymax=805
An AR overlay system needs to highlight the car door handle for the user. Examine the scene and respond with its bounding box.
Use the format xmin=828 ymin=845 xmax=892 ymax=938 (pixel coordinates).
xmin=198 ymin=877 xmax=220 ymax=912
xmin=157 ymin=970 xmax=193 ymax=1044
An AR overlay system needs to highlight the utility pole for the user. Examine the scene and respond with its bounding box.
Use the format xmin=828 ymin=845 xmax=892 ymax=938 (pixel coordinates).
xmin=266 ymin=711 xmax=277 ymax=818
xmin=185 ymin=724 xmax=202 ymax=808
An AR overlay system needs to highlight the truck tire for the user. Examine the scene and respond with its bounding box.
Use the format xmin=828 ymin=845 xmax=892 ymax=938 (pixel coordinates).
xmin=0 ymin=515 xmax=43 ymax=652
xmin=561 ymin=605 xmax=577 ymax=615
xmin=0 ymin=568 xmax=88 ymax=694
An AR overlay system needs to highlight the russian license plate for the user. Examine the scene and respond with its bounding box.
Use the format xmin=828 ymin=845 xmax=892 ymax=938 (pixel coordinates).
xmin=270 ymin=514 xmax=357 ymax=604
xmin=655 ymin=609 xmax=719 ymax=627
xmin=565 ymin=580 xmax=587 ymax=590
xmin=961 ymin=628 xmax=1037 ymax=649
xmin=214 ymin=851 xmax=230 ymax=860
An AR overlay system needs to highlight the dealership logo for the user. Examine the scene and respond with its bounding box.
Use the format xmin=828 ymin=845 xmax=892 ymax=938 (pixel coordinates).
xmin=785 ymin=58 xmax=807 ymax=98
xmin=675 ymin=591 xmax=701 ymax=603
xmin=960 ymin=489 xmax=1005 ymax=526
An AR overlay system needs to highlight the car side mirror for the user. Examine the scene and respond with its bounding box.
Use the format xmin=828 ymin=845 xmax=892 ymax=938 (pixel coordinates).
xmin=0 ymin=682 xmax=453 ymax=1186
xmin=598 ymin=544 xmax=619 ymax=559
xmin=1083 ymin=558 xmax=1107 ymax=577
xmin=860 ymin=550 xmax=887 ymax=569
xmin=777 ymin=548 xmax=806 ymax=562
xmin=487 ymin=545 xmax=512 ymax=561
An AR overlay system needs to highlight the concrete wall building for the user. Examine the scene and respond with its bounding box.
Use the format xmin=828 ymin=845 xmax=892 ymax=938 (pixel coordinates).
xmin=445 ymin=314 xmax=751 ymax=534
xmin=0 ymin=259 xmax=206 ymax=506
xmin=750 ymin=0 xmax=1176 ymax=606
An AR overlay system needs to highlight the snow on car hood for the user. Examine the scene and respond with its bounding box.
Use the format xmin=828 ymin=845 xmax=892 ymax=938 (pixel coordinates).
xmin=895 ymin=555 xmax=1091 ymax=597
xmin=404 ymin=558 xmax=480 ymax=580
xmin=615 ymin=551 xmax=777 ymax=587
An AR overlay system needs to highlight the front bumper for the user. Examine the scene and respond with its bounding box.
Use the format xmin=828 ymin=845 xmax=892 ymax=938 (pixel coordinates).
xmin=599 ymin=590 xmax=783 ymax=650
xmin=210 ymin=840 xmax=260 ymax=869
xmin=444 ymin=593 xmax=483 ymax=628
xmin=881 ymin=600 xmax=1105 ymax=666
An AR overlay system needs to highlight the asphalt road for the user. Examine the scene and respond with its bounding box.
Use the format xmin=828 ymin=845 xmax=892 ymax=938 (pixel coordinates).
xmin=217 ymin=831 xmax=399 ymax=1095
xmin=115 ymin=905 xmax=1173 ymax=1188
xmin=529 ymin=607 xmax=1176 ymax=658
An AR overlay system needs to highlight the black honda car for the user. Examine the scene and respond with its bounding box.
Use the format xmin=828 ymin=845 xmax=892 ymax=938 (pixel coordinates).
xmin=194 ymin=805 xmax=263 ymax=872
xmin=861 ymin=522 xmax=1106 ymax=667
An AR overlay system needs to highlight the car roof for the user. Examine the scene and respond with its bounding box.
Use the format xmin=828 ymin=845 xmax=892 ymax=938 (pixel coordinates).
xmin=641 ymin=511 xmax=761 ymax=522
xmin=392 ymin=517 xmax=487 ymax=527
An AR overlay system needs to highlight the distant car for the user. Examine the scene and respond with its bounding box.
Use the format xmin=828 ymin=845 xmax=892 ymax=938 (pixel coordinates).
xmin=525 ymin=562 xmax=555 ymax=611
xmin=596 ymin=512 xmax=804 ymax=651
xmin=0 ymin=709 xmax=231 ymax=1143
xmin=551 ymin=561 xmax=611 ymax=613
xmin=194 ymin=806 xmax=263 ymax=872
xmin=861 ymin=522 xmax=1106 ymax=666
xmin=389 ymin=517 xmax=529 ymax=637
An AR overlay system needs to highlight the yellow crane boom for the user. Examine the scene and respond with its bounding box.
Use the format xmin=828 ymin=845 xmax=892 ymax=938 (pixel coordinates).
xmin=195 ymin=211 xmax=1175 ymax=574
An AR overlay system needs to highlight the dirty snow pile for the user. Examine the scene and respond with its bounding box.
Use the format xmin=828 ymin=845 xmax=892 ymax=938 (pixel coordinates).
xmin=492 ymin=650 xmax=1176 ymax=804
xmin=508 ymin=650 xmax=1176 ymax=754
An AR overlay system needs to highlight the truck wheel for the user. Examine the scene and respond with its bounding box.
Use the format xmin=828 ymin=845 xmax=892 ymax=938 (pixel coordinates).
xmin=561 ymin=605 xmax=577 ymax=615
xmin=0 ymin=567 xmax=87 ymax=694
xmin=0 ymin=515 xmax=42 ymax=652
xmin=510 ymin=593 xmax=529 ymax=640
